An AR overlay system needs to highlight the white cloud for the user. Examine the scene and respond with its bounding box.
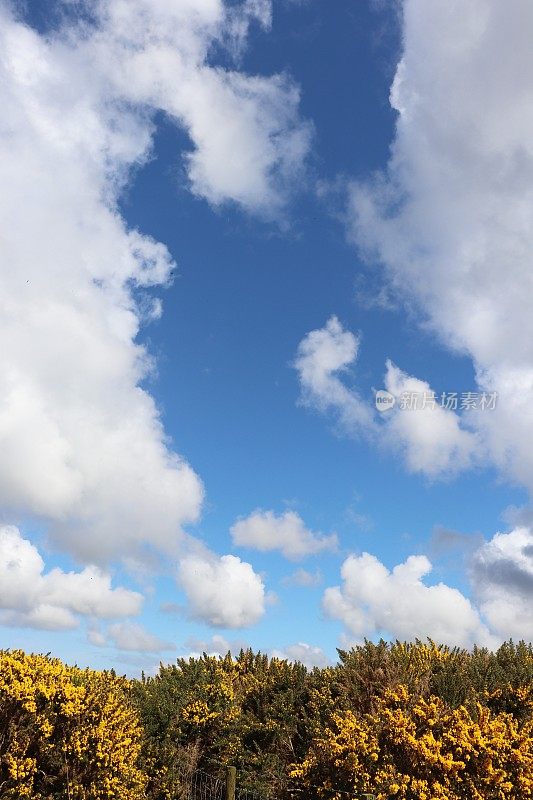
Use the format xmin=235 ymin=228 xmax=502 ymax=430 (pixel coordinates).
xmin=471 ymin=526 xmax=533 ymax=641
xmin=323 ymin=551 xmax=494 ymax=648
xmin=184 ymin=633 xmax=249 ymax=658
xmin=382 ymin=361 xmax=479 ymax=478
xmin=349 ymin=0 xmax=533 ymax=495
xmin=0 ymin=525 xmax=142 ymax=630
xmin=179 ymin=69 xmax=311 ymax=214
xmin=282 ymin=567 xmax=322 ymax=587
xmin=0 ymin=0 xmax=309 ymax=565
xmin=87 ymin=627 xmax=108 ymax=647
xmin=91 ymin=0 xmax=311 ymax=215
xmin=231 ymin=509 xmax=337 ymax=560
xmin=272 ymin=642 xmax=331 ymax=668
xmin=294 ymin=316 xmax=374 ymax=432
xmin=88 ymin=620 xmax=174 ymax=652
xmin=106 ymin=622 xmax=175 ymax=653
xmin=178 ymin=552 xmax=266 ymax=628
xmin=294 ymin=317 xmax=479 ymax=480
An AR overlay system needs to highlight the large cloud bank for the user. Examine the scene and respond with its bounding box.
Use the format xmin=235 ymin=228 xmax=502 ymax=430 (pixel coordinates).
xmin=350 ymin=0 xmax=533 ymax=494
xmin=0 ymin=0 xmax=309 ymax=629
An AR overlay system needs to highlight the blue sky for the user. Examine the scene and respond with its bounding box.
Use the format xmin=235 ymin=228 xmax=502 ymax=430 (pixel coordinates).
xmin=2 ymin=0 xmax=533 ymax=673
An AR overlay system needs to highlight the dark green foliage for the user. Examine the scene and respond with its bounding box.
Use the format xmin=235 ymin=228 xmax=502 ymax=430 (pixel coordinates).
xmin=132 ymin=640 xmax=533 ymax=799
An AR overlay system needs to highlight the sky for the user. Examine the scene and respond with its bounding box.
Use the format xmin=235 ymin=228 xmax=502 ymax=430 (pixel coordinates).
xmin=1 ymin=0 xmax=533 ymax=674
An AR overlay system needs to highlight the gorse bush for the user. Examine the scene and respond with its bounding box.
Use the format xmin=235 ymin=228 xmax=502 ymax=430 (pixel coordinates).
xmin=133 ymin=650 xmax=314 ymax=799
xmin=0 ymin=649 xmax=145 ymax=799
xmin=291 ymin=684 xmax=533 ymax=799
xmin=1 ymin=641 xmax=533 ymax=799
xmin=135 ymin=641 xmax=533 ymax=800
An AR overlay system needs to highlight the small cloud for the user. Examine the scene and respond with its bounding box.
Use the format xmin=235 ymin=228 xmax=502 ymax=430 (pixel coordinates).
xmin=344 ymin=506 xmax=375 ymax=533
xmin=184 ymin=634 xmax=249 ymax=658
xmin=293 ymin=317 xmax=482 ymax=482
xmin=0 ymin=526 xmax=142 ymax=632
xmin=231 ymin=509 xmax=338 ymax=561
xmin=381 ymin=362 xmax=480 ymax=480
xmin=88 ymin=621 xmax=175 ymax=654
xmin=293 ymin=316 xmax=374 ymax=435
xmin=354 ymin=273 xmax=399 ymax=312
xmin=178 ymin=552 xmax=266 ymax=628
xmin=107 ymin=622 xmax=175 ymax=653
xmin=159 ymin=602 xmax=184 ymax=615
xmin=266 ymin=590 xmax=279 ymax=606
xmin=282 ymin=567 xmax=322 ymax=588
xmin=87 ymin=626 xmax=107 ymax=648
xmin=271 ymin=642 xmax=331 ymax=669
xmin=428 ymin=525 xmax=483 ymax=558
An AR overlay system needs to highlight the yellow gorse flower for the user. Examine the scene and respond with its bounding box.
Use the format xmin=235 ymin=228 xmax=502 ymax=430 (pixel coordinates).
xmin=0 ymin=649 xmax=145 ymax=799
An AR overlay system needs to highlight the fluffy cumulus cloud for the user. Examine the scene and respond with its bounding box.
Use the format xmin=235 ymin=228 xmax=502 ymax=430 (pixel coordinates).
xmin=271 ymin=642 xmax=331 ymax=668
xmin=88 ymin=621 xmax=174 ymax=653
xmin=323 ymin=551 xmax=494 ymax=649
xmin=294 ymin=316 xmax=374 ymax=432
xmin=349 ymin=0 xmax=533 ymax=495
xmin=471 ymin=527 xmax=533 ymax=641
xmin=231 ymin=510 xmax=337 ymax=560
xmin=294 ymin=316 xmax=479 ymax=480
xmin=0 ymin=0 xmax=310 ymax=566
xmin=178 ymin=553 xmax=266 ymax=628
xmin=382 ymin=361 xmax=479 ymax=478
xmin=106 ymin=622 xmax=174 ymax=653
xmin=322 ymin=522 xmax=533 ymax=647
xmin=0 ymin=525 xmax=142 ymax=630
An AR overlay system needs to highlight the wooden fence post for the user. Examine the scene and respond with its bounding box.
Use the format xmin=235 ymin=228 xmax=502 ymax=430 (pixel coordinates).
xmin=226 ymin=766 xmax=237 ymax=800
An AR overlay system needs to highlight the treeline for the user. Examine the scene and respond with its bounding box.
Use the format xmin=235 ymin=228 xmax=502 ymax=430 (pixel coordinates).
xmin=1 ymin=641 xmax=533 ymax=799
